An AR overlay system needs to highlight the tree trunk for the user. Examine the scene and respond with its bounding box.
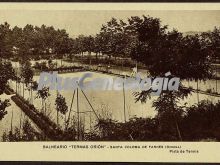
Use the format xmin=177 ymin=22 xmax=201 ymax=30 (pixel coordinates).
xmin=10 ymin=109 xmax=14 ymax=133
xmin=123 ymin=82 xmax=126 ymax=123
xmin=171 ymin=93 xmax=182 ymax=141
xmin=18 ymin=83 xmax=20 ymax=96
xmin=77 ymin=88 xmax=80 ymax=140
xmin=216 ymin=66 xmax=218 ymax=93
xmin=197 ymin=80 xmax=199 ymax=104
xmin=89 ymin=112 xmax=92 ymax=132
xmin=19 ymin=111 xmax=22 ymax=134
xmin=28 ymin=85 xmax=31 ymax=103
xmin=41 ymin=99 xmax=44 ymax=113
xmin=175 ymin=118 xmax=182 ymax=141
xmin=31 ymin=83 xmax=33 ymax=104
xmin=95 ymin=52 xmax=98 ymax=61
xmin=57 ymin=110 xmax=59 ymax=127
xmin=44 ymin=101 xmax=47 ymax=116
xmin=66 ymin=90 xmax=75 ymax=130
xmin=16 ymin=80 xmax=17 ymax=94
xmin=64 ymin=114 xmax=67 ymax=129
xmin=23 ymin=83 xmax=25 ymax=98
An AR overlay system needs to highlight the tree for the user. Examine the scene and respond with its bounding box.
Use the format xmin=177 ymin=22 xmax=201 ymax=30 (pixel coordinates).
xmin=54 ymin=29 xmax=72 ymax=57
xmin=0 ymin=99 xmax=10 ymax=120
xmin=89 ymin=100 xmax=220 ymax=141
xmin=55 ymin=93 xmax=68 ymax=127
xmin=98 ymin=18 xmax=129 ymax=59
xmin=18 ymin=24 xmax=35 ymax=59
xmin=2 ymin=119 xmax=44 ymax=141
xmin=36 ymin=87 xmax=50 ymax=115
xmin=0 ymin=61 xmax=15 ymax=120
xmin=0 ymin=22 xmax=13 ymax=59
xmin=78 ymin=35 xmax=87 ymax=56
xmin=202 ymin=27 xmax=220 ymax=62
xmin=83 ymin=35 xmax=95 ymax=64
xmin=201 ymin=27 xmax=220 ymax=93
xmin=130 ymin=15 xmax=211 ymax=140
xmin=84 ymin=35 xmax=95 ymax=55
xmin=0 ymin=61 xmax=16 ymax=93
xmin=152 ymin=86 xmax=190 ymax=140
xmin=38 ymin=25 xmax=57 ymax=55
xmin=182 ymin=100 xmax=220 ymax=141
xmin=20 ymin=61 xmax=34 ymax=103
xmin=11 ymin=26 xmax=23 ymax=58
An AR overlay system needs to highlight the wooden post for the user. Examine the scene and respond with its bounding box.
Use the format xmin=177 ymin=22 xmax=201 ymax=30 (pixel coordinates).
xmin=197 ymin=80 xmax=199 ymax=104
xmin=15 ymin=63 xmax=18 ymax=94
xmin=10 ymin=109 xmax=14 ymax=133
xmin=66 ymin=90 xmax=76 ymax=129
xmin=216 ymin=65 xmax=218 ymax=93
xmin=77 ymin=88 xmax=80 ymax=140
xmin=89 ymin=112 xmax=92 ymax=133
xmin=23 ymin=83 xmax=25 ymax=98
xmin=123 ymin=81 xmax=126 ymax=123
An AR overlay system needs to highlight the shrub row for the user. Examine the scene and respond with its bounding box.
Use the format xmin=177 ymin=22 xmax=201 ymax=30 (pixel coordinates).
xmin=11 ymin=94 xmax=64 ymax=140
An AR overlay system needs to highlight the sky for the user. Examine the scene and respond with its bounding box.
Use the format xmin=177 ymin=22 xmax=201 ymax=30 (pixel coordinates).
xmin=0 ymin=10 xmax=220 ymax=37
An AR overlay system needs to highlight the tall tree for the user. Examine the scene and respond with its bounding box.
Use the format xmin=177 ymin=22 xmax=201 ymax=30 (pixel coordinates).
xmin=98 ymin=18 xmax=129 ymax=59
xmin=131 ymin=15 xmax=211 ymax=140
xmin=0 ymin=61 xmax=15 ymax=120
xmin=0 ymin=22 xmax=13 ymax=59
xmin=54 ymin=29 xmax=72 ymax=57
xmin=20 ymin=61 xmax=34 ymax=103
xmin=36 ymin=87 xmax=50 ymax=115
xmin=55 ymin=93 xmax=68 ymax=127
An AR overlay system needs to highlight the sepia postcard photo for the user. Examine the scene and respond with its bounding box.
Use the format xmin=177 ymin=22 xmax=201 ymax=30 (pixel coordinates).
xmin=0 ymin=2 xmax=220 ymax=163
